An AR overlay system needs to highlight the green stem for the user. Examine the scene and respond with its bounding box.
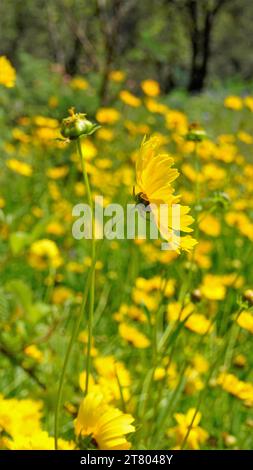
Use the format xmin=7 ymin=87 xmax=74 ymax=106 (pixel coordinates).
xmin=54 ymin=264 xmax=94 ymax=450
xmin=77 ymin=137 xmax=96 ymax=396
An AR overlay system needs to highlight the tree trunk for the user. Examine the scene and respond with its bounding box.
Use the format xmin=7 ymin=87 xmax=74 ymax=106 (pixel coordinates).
xmin=65 ymin=36 xmax=83 ymax=76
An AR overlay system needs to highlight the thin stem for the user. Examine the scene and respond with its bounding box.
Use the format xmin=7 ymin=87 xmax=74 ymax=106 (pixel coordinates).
xmin=54 ymin=264 xmax=94 ymax=450
xmin=77 ymin=137 xmax=96 ymax=395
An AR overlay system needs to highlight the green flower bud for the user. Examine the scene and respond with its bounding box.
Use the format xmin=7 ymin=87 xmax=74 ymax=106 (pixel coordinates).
xmin=60 ymin=108 xmax=100 ymax=140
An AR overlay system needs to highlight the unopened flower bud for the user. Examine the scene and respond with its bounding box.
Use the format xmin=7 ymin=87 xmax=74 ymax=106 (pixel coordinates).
xmin=243 ymin=289 xmax=253 ymax=305
xmin=186 ymin=122 xmax=206 ymax=142
xmin=191 ymin=288 xmax=202 ymax=303
xmin=60 ymin=107 xmax=100 ymax=140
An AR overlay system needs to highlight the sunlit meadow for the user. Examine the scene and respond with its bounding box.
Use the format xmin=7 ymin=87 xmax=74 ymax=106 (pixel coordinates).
xmin=1 ymin=57 xmax=253 ymax=450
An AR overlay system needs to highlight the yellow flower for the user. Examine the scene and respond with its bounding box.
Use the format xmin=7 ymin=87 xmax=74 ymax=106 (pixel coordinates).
xmin=141 ymin=79 xmax=160 ymax=97
xmin=46 ymin=221 xmax=65 ymax=236
xmin=217 ymin=373 xmax=253 ymax=407
xmin=114 ymin=304 xmax=147 ymax=323
xmin=70 ymin=76 xmax=89 ymax=90
xmin=135 ymin=136 xmax=178 ymax=205
xmin=29 ymin=239 xmax=62 ymax=270
xmin=185 ymin=313 xmax=213 ymax=335
xmin=237 ymin=311 xmax=253 ymax=334
xmin=96 ymin=107 xmax=120 ymax=124
xmin=169 ymin=408 xmax=208 ymax=450
xmin=237 ymin=131 xmax=253 ymax=144
xmin=145 ymin=98 xmax=168 ymax=114
xmin=184 ymin=367 xmax=204 ymax=395
xmin=165 ymin=110 xmax=188 ymax=134
xmin=46 ymin=166 xmax=69 ymax=179
xmin=80 ymin=138 xmax=97 ymax=159
xmin=119 ymin=90 xmax=141 ymax=107
xmin=0 ymin=197 xmax=5 ymax=208
xmin=48 ymin=96 xmax=59 ymax=108
xmin=119 ymin=323 xmax=150 ymax=348
xmin=135 ymin=136 xmax=196 ymax=251
xmin=167 ymin=301 xmax=212 ymax=335
xmin=52 ymin=286 xmax=73 ymax=304
xmin=94 ymin=356 xmax=131 ymax=403
xmin=224 ymin=95 xmax=243 ymax=110
xmin=5 ymin=431 xmax=74 ymax=450
xmin=200 ymin=274 xmax=226 ymax=300
xmin=109 ymin=70 xmax=126 ymax=82
xmin=244 ymin=96 xmax=253 ymax=111
xmin=6 ymin=159 xmax=32 ymax=177
xmin=0 ymin=56 xmax=16 ymax=87
xmin=0 ymin=396 xmax=42 ymax=437
xmin=198 ymin=213 xmax=221 ymax=237
xmin=96 ymin=128 xmax=114 ymax=141
xmin=75 ymin=391 xmax=135 ymax=449
xmin=24 ymin=345 xmax=43 ymax=363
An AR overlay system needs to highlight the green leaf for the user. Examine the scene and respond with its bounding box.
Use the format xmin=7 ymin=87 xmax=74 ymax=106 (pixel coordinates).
xmin=6 ymin=279 xmax=33 ymax=313
xmin=9 ymin=231 xmax=30 ymax=255
xmin=0 ymin=288 xmax=9 ymax=322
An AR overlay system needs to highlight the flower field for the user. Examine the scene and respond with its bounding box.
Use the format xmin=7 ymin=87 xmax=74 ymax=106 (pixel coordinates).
xmin=1 ymin=57 xmax=253 ymax=450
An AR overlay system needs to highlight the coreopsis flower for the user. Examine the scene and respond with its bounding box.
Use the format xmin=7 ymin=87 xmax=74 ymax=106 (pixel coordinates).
xmin=0 ymin=396 xmax=43 ymax=438
xmin=119 ymin=323 xmax=150 ymax=348
xmin=134 ymin=136 xmax=197 ymax=252
xmin=224 ymin=95 xmax=243 ymax=111
xmin=96 ymin=107 xmax=120 ymax=124
xmin=5 ymin=431 xmax=74 ymax=450
xmin=141 ymin=79 xmax=160 ymax=97
xmin=167 ymin=301 xmax=213 ymax=335
xmin=60 ymin=108 xmax=100 ymax=140
xmin=198 ymin=213 xmax=221 ymax=237
xmin=244 ymin=96 xmax=253 ymax=112
xmin=24 ymin=344 xmax=43 ymax=363
xmin=75 ymin=391 xmax=135 ymax=450
xmin=6 ymin=159 xmax=32 ymax=177
xmin=109 ymin=70 xmax=126 ymax=82
xmin=168 ymin=408 xmax=208 ymax=450
xmin=200 ymin=274 xmax=226 ymax=300
xmin=70 ymin=76 xmax=89 ymax=90
xmin=28 ymin=239 xmax=62 ymax=270
xmin=119 ymin=90 xmax=141 ymax=107
xmin=237 ymin=311 xmax=253 ymax=334
xmin=217 ymin=373 xmax=253 ymax=407
xmin=0 ymin=56 xmax=16 ymax=87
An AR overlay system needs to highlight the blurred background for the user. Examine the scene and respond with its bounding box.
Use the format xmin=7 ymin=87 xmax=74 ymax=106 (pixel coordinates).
xmin=1 ymin=0 xmax=253 ymax=105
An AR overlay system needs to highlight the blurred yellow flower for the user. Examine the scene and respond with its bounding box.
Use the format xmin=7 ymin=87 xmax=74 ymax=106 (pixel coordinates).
xmin=6 ymin=159 xmax=32 ymax=177
xmin=5 ymin=431 xmax=74 ymax=450
xmin=109 ymin=70 xmax=126 ymax=82
xmin=96 ymin=107 xmax=120 ymax=124
xmin=119 ymin=90 xmax=141 ymax=107
xmin=70 ymin=76 xmax=89 ymax=90
xmin=0 ymin=56 xmax=16 ymax=87
xmin=224 ymin=95 xmax=243 ymax=110
xmin=244 ymin=96 xmax=253 ymax=111
xmin=46 ymin=166 xmax=69 ymax=179
xmin=119 ymin=323 xmax=150 ymax=348
xmin=29 ymin=239 xmax=62 ymax=270
xmin=200 ymin=274 xmax=226 ymax=300
xmin=24 ymin=345 xmax=43 ymax=363
xmin=141 ymin=79 xmax=160 ymax=97
xmin=199 ymin=213 xmax=221 ymax=237
xmin=52 ymin=286 xmax=73 ymax=304
xmin=237 ymin=311 xmax=253 ymax=334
